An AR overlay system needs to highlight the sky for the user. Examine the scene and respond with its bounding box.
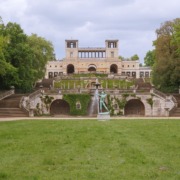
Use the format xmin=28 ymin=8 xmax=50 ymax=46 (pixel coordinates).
xmin=0 ymin=0 xmax=179 ymax=63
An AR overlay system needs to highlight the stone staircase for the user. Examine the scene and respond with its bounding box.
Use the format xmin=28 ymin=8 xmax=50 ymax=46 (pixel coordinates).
xmin=36 ymin=78 xmax=54 ymax=88
xmin=170 ymin=94 xmax=180 ymax=117
xmin=0 ymin=94 xmax=28 ymax=117
xmin=135 ymin=78 xmax=152 ymax=91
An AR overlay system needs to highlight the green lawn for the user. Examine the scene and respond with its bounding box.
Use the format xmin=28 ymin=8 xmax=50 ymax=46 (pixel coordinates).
xmin=0 ymin=119 xmax=179 ymax=180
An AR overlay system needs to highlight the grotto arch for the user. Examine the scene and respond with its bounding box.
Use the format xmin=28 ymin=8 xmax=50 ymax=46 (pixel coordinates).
xmin=124 ymin=99 xmax=145 ymax=116
xmin=50 ymin=99 xmax=70 ymax=115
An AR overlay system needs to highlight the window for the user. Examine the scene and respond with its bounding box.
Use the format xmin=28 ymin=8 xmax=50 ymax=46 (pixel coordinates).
xmin=114 ymin=104 xmax=118 ymax=109
xmin=54 ymin=72 xmax=58 ymax=77
xmin=70 ymin=52 xmax=73 ymax=58
xmin=76 ymin=101 xmax=81 ymax=109
xmin=111 ymin=51 xmax=114 ymax=58
xmin=122 ymin=65 xmax=124 ymax=67
xmin=70 ymin=43 xmax=74 ymax=48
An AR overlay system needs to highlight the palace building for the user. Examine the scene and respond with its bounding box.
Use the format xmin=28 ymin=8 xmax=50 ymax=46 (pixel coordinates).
xmin=45 ymin=40 xmax=151 ymax=78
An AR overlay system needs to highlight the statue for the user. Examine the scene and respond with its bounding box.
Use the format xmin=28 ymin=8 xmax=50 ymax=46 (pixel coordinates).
xmin=98 ymin=91 xmax=109 ymax=113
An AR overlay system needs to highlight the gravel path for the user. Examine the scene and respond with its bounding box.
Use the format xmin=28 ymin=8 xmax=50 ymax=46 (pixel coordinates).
xmin=0 ymin=116 xmax=179 ymax=122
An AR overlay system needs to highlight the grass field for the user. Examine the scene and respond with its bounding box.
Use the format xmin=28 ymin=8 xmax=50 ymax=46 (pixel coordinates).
xmin=0 ymin=119 xmax=179 ymax=179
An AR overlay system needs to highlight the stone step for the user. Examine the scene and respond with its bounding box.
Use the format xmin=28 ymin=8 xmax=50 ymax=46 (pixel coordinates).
xmin=0 ymin=94 xmax=24 ymax=108
xmin=173 ymin=94 xmax=180 ymax=107
xmin=170 ymin=108 xmax=180 ymax=117
xmin=171 ymin=114 xmax=180 ymax=117
xmin=0 ymin=108 xmax=28 ymax=117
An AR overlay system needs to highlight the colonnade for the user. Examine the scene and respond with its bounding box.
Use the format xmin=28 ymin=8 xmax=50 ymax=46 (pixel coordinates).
xmin=78 ymin=51 xmax=106 ymax=58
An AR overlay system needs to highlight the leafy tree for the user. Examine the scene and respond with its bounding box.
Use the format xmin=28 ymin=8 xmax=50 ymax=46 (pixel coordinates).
xmin=27 ymin=34 xmax=54 ymax=80
xmin=118 ymin=56 xmax=125 ymax=60
xmin=144 ymin=50 xmax=155 ymax=67
xmin=0 ymin=22 xmax=19 ymax=88
xmin=0 ymin=18 xmax=54 ymax=92
xmin=131 ymin=54 xmax=139 ymax=60
xmin=152 ymin=18 xmax=180 ymax=92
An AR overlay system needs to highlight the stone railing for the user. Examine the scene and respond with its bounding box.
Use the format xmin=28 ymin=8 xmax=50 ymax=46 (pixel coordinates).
xmin=170 ymin=95 xmax=178 ymax=106
xmin=47 ymin=88 xmax=135 ymax=95
xmin=19 ymin=89 xmax=42 ymax=117
xmin=19 ymin=96 xmax=29 ymax=113
xmin=0 ymin=90 xmax=14 ymax=100
xmin=151 ymin=88 xmax=167 ymax=99
xmin=168 ymin=95 xmax=178 ymax=116
xmin=29 ymin=89 xmax=42 ymax=101
xmin=151 ymin=89 xmax=178 ymax=116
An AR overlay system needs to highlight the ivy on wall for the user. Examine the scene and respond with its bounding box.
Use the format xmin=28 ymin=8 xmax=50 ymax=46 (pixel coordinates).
xmin=107 ymin=93 xmax=141 ymax=116
xmin=63 ymin=94 xmax=91 ymax=115
xmin=146 ymin=98 xmax=153 ymax=108
xmin=34 ymin=95 xmax=54 ymax=116
xmin=107 ymin=94 xmax=128 ymax=116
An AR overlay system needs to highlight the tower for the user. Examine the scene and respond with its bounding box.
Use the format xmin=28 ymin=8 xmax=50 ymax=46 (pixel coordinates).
xmin=105 ymin=40 xmax=119 ymax=59
xmin=65 ymin=40 xmax=79 ymax=59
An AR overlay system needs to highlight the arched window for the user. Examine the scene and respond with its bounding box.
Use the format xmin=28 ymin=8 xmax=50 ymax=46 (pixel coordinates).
xmin=110 ymin=64 xmax=118 ymax=74
xmin=76 ymin=101 xmax=81 ymax=109
xmin=88 ymin=64 xmax=97 ymax=72
xmin=67 ymin=64 xmax=75 ymax=74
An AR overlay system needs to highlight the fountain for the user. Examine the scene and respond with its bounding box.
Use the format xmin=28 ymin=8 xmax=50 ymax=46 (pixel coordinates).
xmin=88 ymin=79 xmax=99 ymax=116
xmin=89 ymin=79 xmax=110 ymax=120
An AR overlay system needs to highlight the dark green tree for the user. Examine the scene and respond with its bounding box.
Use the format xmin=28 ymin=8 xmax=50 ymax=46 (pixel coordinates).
xmin=0 ymin=18 xmax=54 ymax=92
xmin=27 ymin=34 xmax=54 ymax=80
xmin=118 ymin=56 xmax=125 ymax=60
xmin=0 ymin=20 xmax=19 ymax=88
xmin=131 ymin=54 xmax=139 ymax=60
xmin=152 ymin=18 xmax=180 ymax=92
xmin=144 ymin=50 xmax=155 ymax=67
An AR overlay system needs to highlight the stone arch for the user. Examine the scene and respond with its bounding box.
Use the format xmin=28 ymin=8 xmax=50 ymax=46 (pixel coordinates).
xmin=124 ymin=99 xmax=145 ymax=116
xmin=50 ymin=99 xmax=70 ymax=115
xmin=67 ymin=64 xmax=75 ymax=74
xmin=110 ymin=64 xmax=118 ymax=74
xmin=88 ymin=64 xmax=96 ymax=72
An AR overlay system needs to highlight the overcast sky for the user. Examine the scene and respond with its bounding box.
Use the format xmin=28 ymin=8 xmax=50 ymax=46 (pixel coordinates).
xmin=0 ymin=0 xmax=179 ymax=63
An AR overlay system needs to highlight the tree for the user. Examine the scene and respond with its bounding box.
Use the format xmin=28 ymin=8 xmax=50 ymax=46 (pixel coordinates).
xmin=27 ymin=34 xmax=54 ymax=81
xmin=0 ymin=22 xmax=19 ymax=88
xmin=118 ymin=56 xmax=125 ymax=60
xmin=0 ymin=18 xmax=54 ymax=92
xmin=131 ymin=54 xmax=139 ymax=60
xmin=144 ymin=50 xmax=155 ymax=67
xmin=152 ymin=18 xmax=180 ymax=92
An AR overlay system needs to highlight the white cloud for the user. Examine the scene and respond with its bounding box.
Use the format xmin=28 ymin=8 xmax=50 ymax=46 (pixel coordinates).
xmin=0 ymin=0 xmax=179 ymax=62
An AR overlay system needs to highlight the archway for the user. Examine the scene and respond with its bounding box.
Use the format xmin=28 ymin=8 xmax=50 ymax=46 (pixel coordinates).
xmin=110 ymin=64 xmax=118 ymax=74
xmin=67 ymin=64 xmax=75 ymax=74
xmin=124 ymin=99 xmax=145 ymax=116
xmin=88 ymin=64 xmax=96 ymax=72
xmin=50 ymin=99 xmax=70 ymax=115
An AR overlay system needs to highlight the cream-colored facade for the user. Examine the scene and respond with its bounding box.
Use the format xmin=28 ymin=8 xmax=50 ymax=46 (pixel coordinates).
xmin=45 ymin=40 xmax=151 ymax=79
